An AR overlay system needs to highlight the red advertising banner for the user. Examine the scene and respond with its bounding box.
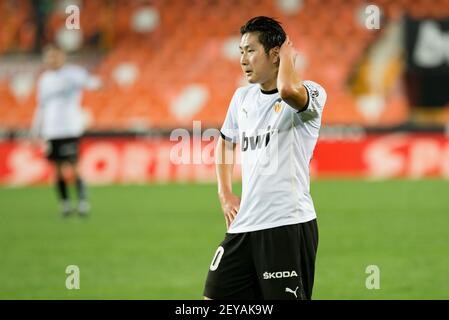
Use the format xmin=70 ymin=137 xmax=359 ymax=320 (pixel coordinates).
xmin=314 ymin=133 xmax=449 ymax=178
xmin=1 ymin=133 xmax=448 ymax=185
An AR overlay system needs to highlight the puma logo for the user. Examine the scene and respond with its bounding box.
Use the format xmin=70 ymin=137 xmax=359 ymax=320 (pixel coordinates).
xmin=285 ymin=286 xmax=299 ymax=299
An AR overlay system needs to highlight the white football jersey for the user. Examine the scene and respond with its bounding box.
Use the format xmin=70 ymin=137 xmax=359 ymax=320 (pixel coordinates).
xmin=221 ymin=80 xmax=327 ymax=233
xmin=32 ymin=64 xmax=96 ymax=140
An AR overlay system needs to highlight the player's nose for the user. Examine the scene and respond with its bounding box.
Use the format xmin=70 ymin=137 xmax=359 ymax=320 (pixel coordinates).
xmin=240 ymin=55 xmax=248 ymax=66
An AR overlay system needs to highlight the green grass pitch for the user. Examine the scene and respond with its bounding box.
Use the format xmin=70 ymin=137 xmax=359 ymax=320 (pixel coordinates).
xmin=1 ymin=180 xmax=448 ymax=299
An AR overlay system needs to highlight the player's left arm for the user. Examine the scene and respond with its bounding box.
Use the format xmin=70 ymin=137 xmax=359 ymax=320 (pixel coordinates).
xmin=70 ymin=66 xmax=103 ymax=91
xmin=277 ymin=37 xmax=308 ymax=112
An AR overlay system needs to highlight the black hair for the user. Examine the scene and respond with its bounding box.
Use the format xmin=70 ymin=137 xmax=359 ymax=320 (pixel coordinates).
xmin=240 ymin=16 xmax=286 ymax=54
xmin=42 ymin=43 xmax=64 ymax=54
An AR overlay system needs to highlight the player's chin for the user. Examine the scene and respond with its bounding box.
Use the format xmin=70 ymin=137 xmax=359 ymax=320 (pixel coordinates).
xmin=246 ymin=75 xmax=257 ymax=83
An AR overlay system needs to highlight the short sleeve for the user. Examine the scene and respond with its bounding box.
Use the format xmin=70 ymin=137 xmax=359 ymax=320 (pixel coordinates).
xmin=66 ymin=65 xmax=101 ymax=90
xmin=298 ymin=81 xmax=327 ymax=124
xmin=67 ymin=65 xmax=89 ymax=88
xmin=220 ymin=89 xmax=241 ymax=144
xmin=36 ymin=74 xmax=45 ymax=105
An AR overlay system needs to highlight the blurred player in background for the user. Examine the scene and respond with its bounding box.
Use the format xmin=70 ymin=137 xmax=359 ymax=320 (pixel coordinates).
xmin=31 ymin=44 xmax=101 ymax=217
xmin=204 ymin=17 xmax=327 ymax=300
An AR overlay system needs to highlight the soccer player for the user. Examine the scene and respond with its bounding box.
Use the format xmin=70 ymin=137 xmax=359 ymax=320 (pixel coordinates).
xmin=204 ymin=17 xmax=327 ymax=300
xmin=31 ymin=44 xmax=100 ymax=217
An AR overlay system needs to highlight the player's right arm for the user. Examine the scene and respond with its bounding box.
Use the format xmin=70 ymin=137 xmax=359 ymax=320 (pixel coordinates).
xmin=216 ymin=136 xmax=240 ymax=229
xmin=217 ymin=88 xmax=242 ymax=229
xmin=30 ymin=75 xmax=45 ymax=144
xmin=30 ymin=106 xmax=43 ymax=144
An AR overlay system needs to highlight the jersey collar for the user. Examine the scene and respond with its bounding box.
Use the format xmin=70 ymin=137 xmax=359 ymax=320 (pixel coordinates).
xmin=260 ymin=88 xmax=278 ymax=95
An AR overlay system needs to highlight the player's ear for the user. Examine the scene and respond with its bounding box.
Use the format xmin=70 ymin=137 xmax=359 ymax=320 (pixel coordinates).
xmin=270 ymin=47 xmax=280 ymax=65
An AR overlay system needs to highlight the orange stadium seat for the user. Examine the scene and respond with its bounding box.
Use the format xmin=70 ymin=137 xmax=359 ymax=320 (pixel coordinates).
xmin=1 ymin=0 xmax=449 ymax=130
